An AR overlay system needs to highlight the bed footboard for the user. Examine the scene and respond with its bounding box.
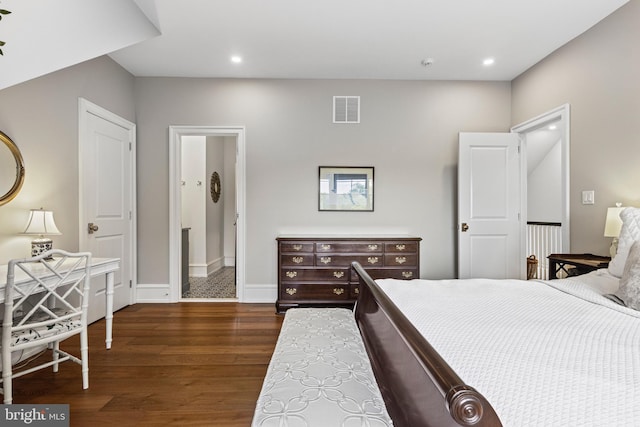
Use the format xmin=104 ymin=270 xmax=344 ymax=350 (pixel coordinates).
xmin=352 ymin=262 xmax=502 ymax=427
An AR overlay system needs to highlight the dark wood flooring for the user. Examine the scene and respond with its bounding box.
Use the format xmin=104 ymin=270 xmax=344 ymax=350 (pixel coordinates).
xmin=7 ymin=303 xmax=283 ymax=427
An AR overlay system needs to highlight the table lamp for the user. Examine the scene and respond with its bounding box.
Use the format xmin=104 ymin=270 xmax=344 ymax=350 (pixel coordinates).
xmin=23 ymin=208 xmax=61 ymax=258
xmin=604 ymin=203 xmax=624 ymax=258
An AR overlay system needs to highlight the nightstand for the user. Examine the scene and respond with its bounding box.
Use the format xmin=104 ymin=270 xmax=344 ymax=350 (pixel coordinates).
xmin=547 ymin=253 xmax=611 ymax=280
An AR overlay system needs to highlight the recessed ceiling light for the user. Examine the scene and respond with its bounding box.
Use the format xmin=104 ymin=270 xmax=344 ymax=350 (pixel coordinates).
xmin=231 ymin=56 xmax=242 ymax=64
xmin=549 ymin=125 xmax=557 ymax=130
xmin=483 ymin=58 xmax=495 ymax=66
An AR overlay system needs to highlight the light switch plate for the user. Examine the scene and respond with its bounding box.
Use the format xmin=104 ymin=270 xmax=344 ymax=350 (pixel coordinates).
xmin=582 ymin=190 xmax=595 ymax=205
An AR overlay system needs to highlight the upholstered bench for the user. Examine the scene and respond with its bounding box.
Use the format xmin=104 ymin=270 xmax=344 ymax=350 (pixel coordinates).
xmin=251 ymin=308 xmax=392 ymax=426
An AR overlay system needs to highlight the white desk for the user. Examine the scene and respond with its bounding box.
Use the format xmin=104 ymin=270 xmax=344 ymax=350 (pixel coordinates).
xmin=0 ymin=257 xmax=120 ymax=349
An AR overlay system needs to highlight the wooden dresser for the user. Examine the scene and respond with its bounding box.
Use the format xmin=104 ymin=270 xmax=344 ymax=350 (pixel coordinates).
xmin=276 ymin=236 xmax=421 ymax=313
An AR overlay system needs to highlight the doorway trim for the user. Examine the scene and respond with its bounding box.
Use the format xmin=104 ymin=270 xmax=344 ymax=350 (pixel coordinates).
xmin=511 ymin=103 xmax=571 ymax=253
xmin=169 ymin=126 xmax=246 ymax=302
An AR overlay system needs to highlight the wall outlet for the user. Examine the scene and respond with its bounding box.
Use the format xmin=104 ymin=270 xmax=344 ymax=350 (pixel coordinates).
xmin=582 ymin=190 xmax=595 ymax=205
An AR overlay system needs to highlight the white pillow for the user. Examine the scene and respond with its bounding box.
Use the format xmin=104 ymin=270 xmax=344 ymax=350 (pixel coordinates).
xmin=608 ymin=207 xmax=640 ymax=278
xmin=612 ymin=240 xmax=640 ymax=311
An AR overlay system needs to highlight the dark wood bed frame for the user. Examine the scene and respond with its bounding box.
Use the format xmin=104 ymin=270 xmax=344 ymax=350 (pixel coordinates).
xmin=352 ymin=262 xmax=502 ymax=427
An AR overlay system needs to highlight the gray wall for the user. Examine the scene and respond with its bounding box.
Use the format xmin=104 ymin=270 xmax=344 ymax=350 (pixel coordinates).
xmin=206 ymin=136 xmax=225 ymax=271
xmin=511 ymin=0 xmax=640 ymax=255
xmin=527 ymin=140 xmax=562 ymax=223
xmin=223 ymin=136 xmax=237 ymax=266
xmin=0 ymin=56 xmax=135 ymax=263
xmin=134 ymin=79 xmax=511 ymax=286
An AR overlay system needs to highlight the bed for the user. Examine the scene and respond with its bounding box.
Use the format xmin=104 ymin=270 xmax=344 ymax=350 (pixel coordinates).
xmin=353 ymin=208 xmax=640 ymax=427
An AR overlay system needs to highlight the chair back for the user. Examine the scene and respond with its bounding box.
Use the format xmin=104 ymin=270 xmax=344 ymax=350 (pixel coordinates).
xmin=3 ymin=250 xmax=92 ymax=351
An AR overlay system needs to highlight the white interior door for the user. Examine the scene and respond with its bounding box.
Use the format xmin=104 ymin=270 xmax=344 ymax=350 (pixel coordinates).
xmin=79 ymin=99 xmax=135 ymax=324
xmin=458 ymin=132 xmax=522 ymax=279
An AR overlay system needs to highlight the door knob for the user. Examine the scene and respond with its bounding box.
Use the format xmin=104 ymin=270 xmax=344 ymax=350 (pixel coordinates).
xmin=461 ymin=223 xmax=469 ymax=232
xmin=88 ymin=222 xmax=99 ymax=234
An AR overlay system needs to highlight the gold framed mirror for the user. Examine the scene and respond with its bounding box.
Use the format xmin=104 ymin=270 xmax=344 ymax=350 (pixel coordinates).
xmin=210 ymin=171 xmax=221 ymax=203
xmin=0 ymin=130 xmax=26 ymax=206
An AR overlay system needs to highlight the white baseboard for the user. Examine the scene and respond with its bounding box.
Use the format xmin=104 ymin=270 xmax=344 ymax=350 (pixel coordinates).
xmin=189 ymin=263 xmax=208 ymax=278
xmin=134 ymin=283 xmax=277 ymax=304
xmin=242 ymin=283 xmax=277 ymax=303
xmin=136 ymin=284 xmax=171 ymax=303
xmin=207 ymin=258 xmax=224 ymax=275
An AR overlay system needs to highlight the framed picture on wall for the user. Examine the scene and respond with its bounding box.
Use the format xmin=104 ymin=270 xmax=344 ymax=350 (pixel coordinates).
xmin=318 ymin=166 xmax=374 ymax=211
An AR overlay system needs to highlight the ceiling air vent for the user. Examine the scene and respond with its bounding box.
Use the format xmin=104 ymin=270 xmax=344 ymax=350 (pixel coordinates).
xmin=333 ymin=96 xmax=360 ymax=124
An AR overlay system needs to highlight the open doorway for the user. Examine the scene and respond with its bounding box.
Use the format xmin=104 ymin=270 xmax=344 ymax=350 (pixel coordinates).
xmin=512 ymin=104 xmax=570 ymax=279
xmin=169 ymin=126 xmax=246 ymax=303
xmin=180 ymin=135 xmax=237 ymax=299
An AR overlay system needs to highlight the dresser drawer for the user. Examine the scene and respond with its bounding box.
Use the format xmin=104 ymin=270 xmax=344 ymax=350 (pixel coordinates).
xmin=280 ymin=284 xmax=351 ymax=300
xmin=384 ymin=253 xmax=418 ymax=267
xmin=280 ymin=268 xmax=349 ymax=282
xmin=316 ymin=254 xmax=383 ymax=267
xmin=280 ymin=242 xmax=314 ymax=253
xmin=352 ymin=268 xmax=418 ymax=282
xmin=280 ymin=254 xmax=314 ymax=267
xmin=385 ymin=242 xmax=419 ymax=253
xmin=316 ymin=242 xmax=384 ymax=253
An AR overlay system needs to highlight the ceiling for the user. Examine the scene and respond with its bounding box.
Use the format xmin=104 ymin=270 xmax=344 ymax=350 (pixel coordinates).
xmin=526 ymin=119 xmax=563 ymax=175
xmin=0 ymin=0 xmax=629 ymax=90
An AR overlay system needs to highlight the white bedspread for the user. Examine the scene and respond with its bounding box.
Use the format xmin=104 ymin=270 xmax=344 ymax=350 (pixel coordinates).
xmin=377 ymin=270 xmax=640 ymax=427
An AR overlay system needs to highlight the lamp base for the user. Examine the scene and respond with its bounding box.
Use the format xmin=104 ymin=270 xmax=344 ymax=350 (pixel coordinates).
xmin=610 ymin=237 xmax=619 ymax=258
xmin=31 ymin=237 xmax=53 ymax=259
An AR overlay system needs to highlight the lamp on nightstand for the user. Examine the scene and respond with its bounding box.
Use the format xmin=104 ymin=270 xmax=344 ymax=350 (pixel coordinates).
xmin=604 ymin=203 xmax=624 ymax=258
xmin=23 ymin=208 xmax=61 ymax=258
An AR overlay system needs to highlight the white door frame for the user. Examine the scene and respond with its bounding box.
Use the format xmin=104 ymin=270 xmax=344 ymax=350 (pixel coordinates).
xmin=511 ymin=103 xmax=571 ymax=253
xmin=78 ymin=97 xmax=137 ymax=305
xmin=168 ymin=126 xmax=246 ymax=303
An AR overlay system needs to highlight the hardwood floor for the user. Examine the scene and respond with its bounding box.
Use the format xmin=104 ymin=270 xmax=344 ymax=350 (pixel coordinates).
xmin=8 ymin=303 xmax=283 ymax=427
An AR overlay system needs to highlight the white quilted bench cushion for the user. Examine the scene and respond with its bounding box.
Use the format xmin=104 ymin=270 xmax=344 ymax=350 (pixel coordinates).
xmin=252 ymin=308 xmax=392 ymax=427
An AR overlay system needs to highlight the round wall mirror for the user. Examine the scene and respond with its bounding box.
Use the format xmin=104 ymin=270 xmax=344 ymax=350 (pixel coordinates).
xmin=0 ymin=130 xmax=26 ymax=206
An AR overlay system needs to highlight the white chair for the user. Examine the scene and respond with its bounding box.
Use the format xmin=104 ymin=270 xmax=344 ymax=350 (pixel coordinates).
xmin=1 ymin=249 xmax=92 ymax=404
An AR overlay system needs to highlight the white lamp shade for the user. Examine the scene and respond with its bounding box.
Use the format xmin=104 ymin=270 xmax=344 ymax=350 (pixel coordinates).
xmin=23 ymin=209 xmax=61 ymax=235
xmin=604 ymin=206 xmax=624 ymax=238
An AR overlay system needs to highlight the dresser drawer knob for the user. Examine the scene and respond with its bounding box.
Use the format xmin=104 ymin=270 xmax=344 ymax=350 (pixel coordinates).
xmin=333 ymin=288 xmax=345 ymax=295
xmin=368 ymin=244 xmax=378 ymax=250
xmin=402 ymin=271 xmax=413 ymax=279
xmin=292 ymin=244 xmax=303 ymax=251
xmin=367 ymin=256 xmax=379 ymax=264
xmin=321 ymin=244 xmax=331 ymax=250
xmin=395 ymin=256 xmax=407 ymax=264
xmin=285 ymin=288 xmax=297 ymax=295
xmin=333 ymin=271 xmax=344 ymax=279
xmin=292 ymin=256 xmax=304 ymax=264
xmin=286 ymin=271 xmax=297 ymax=279
xmin=395 ymin=244 xmax=406 ymax=251
xmin=320 ymin=256 xmax=332 ymax=264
